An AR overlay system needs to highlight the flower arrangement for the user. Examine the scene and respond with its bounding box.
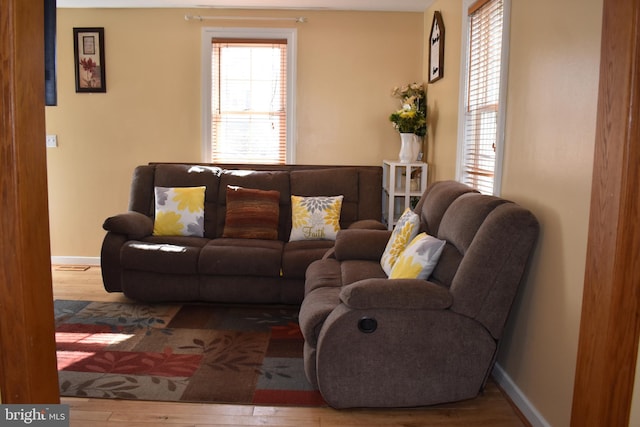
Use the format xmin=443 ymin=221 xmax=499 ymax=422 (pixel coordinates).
xmin=389 ymin=82 xmax=427 ymax=137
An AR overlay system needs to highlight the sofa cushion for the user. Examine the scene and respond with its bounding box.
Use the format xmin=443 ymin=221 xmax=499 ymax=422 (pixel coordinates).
xmin=141 ymin=235 xmax=211 ymax=247
xmin=121 ymin=239 xmax=205 ymax=274
xmin=341 ymin=260 xmax=387 ymax=285
xmin=198 ymin=238 xmax=284 ymax=277
xmin=304 ymin=258 xmax=343 ymax=295
xmin=282 ymin=240 xmax=335 ymax=279
xmin=290 ymin=195 xmax=343 ymax=241
xmin=380 ymin=208 xmax=420 ymax=275
xmin=222 ymin=186 xmax=280 ymax=240
xmin=153 ymin=186 xmax=205 ymax=237
xmin=389 ymin=233 xmax=446 ymax=279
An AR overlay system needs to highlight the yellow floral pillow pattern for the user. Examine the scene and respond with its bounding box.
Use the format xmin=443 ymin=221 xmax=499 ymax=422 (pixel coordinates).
xmin=380 ymin=208 xmax=420 ymax=276
xmin=153 ymin=186 xmax=205 ymax=237
xmin=289 ymin=195 xmax=343 ymax=241
xmin=389 ymin=232 xmax=446 ymax=279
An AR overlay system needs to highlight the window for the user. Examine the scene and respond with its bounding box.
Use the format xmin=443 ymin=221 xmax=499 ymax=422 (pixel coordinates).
xmin=457 ymin=0 xmax=510 ymax=195
xmin=201 ymin=28 xmax=296 ymax=164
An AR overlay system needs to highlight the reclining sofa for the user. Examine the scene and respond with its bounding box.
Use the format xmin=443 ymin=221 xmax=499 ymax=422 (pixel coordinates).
xmin=299 ymin=180 xmax=539 ymax=408
xmin=101 ymin=162 xmax=383 ymax=304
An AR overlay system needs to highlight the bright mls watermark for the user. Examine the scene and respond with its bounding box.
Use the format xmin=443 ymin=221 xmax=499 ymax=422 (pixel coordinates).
xmin=0 ymin=405 xmax=69 ymax=426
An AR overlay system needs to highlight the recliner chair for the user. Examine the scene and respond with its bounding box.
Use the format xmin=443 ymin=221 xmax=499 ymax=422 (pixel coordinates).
xmin=299 ymin=180 xmax=539 ymax=408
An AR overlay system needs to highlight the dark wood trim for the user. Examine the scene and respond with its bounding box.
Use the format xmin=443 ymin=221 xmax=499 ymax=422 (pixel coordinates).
xmin=0 ymin=0 xmax=60 ymax=403
xmin=571 ymin=0 xmax=640 ymax=425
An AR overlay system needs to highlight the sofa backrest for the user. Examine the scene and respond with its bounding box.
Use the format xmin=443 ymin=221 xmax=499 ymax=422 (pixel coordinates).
xmin=217 ymin=164 xmax=383 ymax=231
xmin=129 ymin=164 xmax=223 ymax=239
xmin=216 ymin=168 xmax=291 ymax=240
xmin=414 ymin=180 xmax=479 ymax=236
xmin=128 ymin=163 xmax=382 ymax=240
xmin=417 ymin=181 xmax=539 ymax=339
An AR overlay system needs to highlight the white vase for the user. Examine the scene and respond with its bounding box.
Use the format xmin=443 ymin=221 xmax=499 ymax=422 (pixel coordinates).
xmin=399 ymin=133 xmax=418 ymax=163
xmin=413 ymin=135 xmax=423 ymax=161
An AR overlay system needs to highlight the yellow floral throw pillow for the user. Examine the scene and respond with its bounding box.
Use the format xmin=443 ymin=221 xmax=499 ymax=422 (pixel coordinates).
xmin=389 ymin=232 xmax=446 ymax=280
xmin=153 ymin=186 xmax=205 ymax=237
xmin=380 ymin=208 xmax=420 ymax=276
xmin=289 ymin=195 xmax=343 ymax=241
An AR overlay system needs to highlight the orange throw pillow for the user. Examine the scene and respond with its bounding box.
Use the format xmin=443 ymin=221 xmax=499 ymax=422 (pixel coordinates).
xmin=223 ymin=186 xmax=280 ymax=240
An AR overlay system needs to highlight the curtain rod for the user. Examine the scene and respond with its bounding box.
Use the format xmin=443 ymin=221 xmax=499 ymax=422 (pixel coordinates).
xmin=185 ymin=14 xmax=307 ymax=23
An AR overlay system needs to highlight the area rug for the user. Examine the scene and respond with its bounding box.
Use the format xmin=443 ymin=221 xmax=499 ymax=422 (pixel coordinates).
xmin=54 ymin=300 xmax=325 ymax=406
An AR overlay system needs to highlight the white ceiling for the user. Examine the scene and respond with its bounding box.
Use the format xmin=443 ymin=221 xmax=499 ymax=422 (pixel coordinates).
xmin=57 ymin=0 xmax=434 ymax=12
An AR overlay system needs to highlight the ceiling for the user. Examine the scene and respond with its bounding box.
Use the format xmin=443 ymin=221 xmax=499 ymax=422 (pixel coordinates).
xmin=57 ymin=0 xmax=434 ymax=12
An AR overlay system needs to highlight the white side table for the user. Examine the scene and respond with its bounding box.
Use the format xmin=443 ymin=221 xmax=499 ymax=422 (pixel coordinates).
xmin=382 ymin=160 xmax=428 ymax=230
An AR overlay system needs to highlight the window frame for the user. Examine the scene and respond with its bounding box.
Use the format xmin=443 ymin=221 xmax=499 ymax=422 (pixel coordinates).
xmin=201 ymin=27 xmax=297 ymax=164
xmin=456 ymin=0 xmax=511 ymax=195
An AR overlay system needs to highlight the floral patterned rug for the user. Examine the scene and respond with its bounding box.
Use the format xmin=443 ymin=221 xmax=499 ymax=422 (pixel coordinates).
xmin=54 ymin=300 xmax=325 ymax=406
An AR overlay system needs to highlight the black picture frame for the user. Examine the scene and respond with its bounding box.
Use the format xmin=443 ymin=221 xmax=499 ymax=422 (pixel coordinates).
xmin=73 ymin=27 xmax=106 ymax=93
xmin=429 ymin=11 xmax=445 ymax=83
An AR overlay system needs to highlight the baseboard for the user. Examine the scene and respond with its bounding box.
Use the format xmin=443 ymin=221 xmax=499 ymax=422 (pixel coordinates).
xmin=492 ymin=363 xmax=551 ymax=427
xmin=51 ymin=256 xmax=100 ymax=266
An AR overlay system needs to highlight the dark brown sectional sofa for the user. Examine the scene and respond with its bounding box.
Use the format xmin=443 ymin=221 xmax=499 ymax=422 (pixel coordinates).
xmin=100 ymin=163 xmax=384 ymax=304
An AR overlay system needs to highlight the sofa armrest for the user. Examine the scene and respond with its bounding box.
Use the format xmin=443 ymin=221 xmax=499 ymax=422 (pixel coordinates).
xmin=103 ymin=211 xmax=153 ymax=240
xmin=333 ymin=229 xmax=391 ymax=261
xmin=340 ymin=278 xmax=453 ymax=310
xmin=314 ymin=300 xmax=494 ymax=408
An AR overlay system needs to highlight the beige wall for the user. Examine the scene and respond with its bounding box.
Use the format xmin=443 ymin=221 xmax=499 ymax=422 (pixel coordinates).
xmin=424 ymin=0 xmax=602 ymax=426
xmin=46 ymin=8 xmax=423 ymax=257
xmin=499 ymin=0 xmax=602 ymax=425
xmin=422 ymin=1 xmax=462 ymax=183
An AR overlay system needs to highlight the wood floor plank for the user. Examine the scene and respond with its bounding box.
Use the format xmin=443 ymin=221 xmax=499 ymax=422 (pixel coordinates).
xmin=106 ymin=411 xmax=311 ymax=425
xmin=71 ymin=422 xmax=207 ymax=427
xmin=53 ymin=266 xmax=527 ymax=427
xmin=67 ymin=409 xmax=111 ymax=422
xmin=62 ymin=398 xmax=255 ymax=417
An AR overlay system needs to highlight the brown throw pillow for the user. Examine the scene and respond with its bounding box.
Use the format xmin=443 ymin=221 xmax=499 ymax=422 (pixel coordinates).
xmin=223 ymin=186 xmax=280 ymax=240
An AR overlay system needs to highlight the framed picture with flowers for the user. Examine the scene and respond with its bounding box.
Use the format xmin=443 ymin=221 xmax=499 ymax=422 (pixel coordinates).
xmin=73 ymin=27 xmax=106 ymax=93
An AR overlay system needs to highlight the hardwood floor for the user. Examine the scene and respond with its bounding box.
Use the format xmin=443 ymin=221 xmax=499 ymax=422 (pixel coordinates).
xmin=52 ymin=266 xmax=528 ymax=427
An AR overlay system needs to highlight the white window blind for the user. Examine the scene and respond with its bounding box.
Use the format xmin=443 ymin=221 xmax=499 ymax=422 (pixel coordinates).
xmin=460 ymin=0 xmax=505 ymax=195
xmin=211 ymin=38 xmax=287 ymax=164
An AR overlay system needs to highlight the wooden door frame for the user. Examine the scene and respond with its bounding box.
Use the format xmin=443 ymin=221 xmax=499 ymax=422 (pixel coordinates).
xmin=571 ymin=0 xmax=640 ymax=425
xmin=0 ymin=0 xmax=60 ymax=402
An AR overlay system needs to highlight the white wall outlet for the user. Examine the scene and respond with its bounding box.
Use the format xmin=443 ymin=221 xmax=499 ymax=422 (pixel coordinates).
xmin=46 ymin=134 xmax=57 ymax=148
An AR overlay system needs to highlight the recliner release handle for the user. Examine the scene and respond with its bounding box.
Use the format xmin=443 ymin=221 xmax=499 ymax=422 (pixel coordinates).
xmin=358 ymin=317 xmax=377 ymax=333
